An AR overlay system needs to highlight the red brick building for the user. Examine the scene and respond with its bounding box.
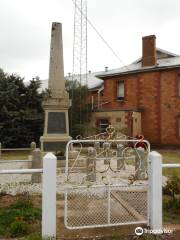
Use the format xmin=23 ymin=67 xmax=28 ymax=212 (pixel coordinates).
xmin=89 ymin=35 xmax=180 ymax=146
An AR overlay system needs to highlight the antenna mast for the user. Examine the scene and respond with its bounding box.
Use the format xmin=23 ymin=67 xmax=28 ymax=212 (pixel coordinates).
xmin=72 ymin=0 xmax=88 ymax=127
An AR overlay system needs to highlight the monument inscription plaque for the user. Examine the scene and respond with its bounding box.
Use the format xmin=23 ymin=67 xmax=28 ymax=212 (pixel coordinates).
xmin=43 ymin=142 xmax=66 ymax=151
xmin=47 ymin=112 xmax=66 ymax=134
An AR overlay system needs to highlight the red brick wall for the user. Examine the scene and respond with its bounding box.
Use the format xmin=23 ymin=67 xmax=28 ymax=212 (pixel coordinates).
xmin=137 ymin=72 xmax=161 ymax=144
xmin=98 ymin=69 xmax=180 ymax=146
xmin=102 ymin=75 xmax=139 ymax=109
xmin=160 ymin=70 xmax=180 ymax=145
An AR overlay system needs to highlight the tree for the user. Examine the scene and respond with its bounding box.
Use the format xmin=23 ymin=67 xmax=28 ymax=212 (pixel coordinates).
xmin=0 ymin=69 xmax=44 ymax=147
xmin=65 ymin=79 xmax=91 ymax=138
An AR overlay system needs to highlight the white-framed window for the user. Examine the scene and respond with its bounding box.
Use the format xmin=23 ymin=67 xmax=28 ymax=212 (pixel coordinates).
xmin=117 ymin=81 xmax=125 ymax=100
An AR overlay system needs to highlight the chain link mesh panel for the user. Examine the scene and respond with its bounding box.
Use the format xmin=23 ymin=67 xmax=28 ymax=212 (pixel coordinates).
xmin=65 ymin=184 xmax=148 ymax=229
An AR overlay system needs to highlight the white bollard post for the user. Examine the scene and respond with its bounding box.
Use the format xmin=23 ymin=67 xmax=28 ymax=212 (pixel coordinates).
xmin=42 ymin=153 xmax=57 ymax=238
xmin=149 ymin=151 xmax=162 ymax=231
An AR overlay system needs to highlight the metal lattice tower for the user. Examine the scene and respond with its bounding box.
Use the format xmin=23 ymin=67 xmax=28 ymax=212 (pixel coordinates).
xmin=71 ymin=0 xmax=88 ymax=127
xmin=72 ymin=0 xmax=87 ymax=84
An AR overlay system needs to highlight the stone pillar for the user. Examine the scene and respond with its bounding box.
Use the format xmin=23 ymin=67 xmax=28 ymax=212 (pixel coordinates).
xmin=30 ymin=141 xmax=36 ymax=152
xmin=94 ymin=142 xmax=100 ymax=154
xmin=117 ymin=144 xmax=125 ymax=170
xmin=86 ymin=147 xmax=96 ymax=182
xmin=48 ymin=23 xmax=65 ymax=92
xmin=31 ymin=148 xmax=42 ymax=183
xmin=40 ymin=22 xmax=72 ymax=152
xmin=103 ymin=142 xmax=111 ymax=165
xmin=135 ymin=147 xmax=146 ymax=180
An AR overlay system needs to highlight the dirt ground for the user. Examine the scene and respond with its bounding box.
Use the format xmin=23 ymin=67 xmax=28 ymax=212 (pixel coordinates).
xmin=56 ymin=196 xmax=180 ymax=240
xmin=0 ymin=194 xmax=180 ymax=240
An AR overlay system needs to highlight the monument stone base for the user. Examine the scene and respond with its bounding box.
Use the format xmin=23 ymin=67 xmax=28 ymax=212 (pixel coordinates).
xmin=40 ymin=135 xmax=72 ymax=152
xmin=40 ymin=108 xmax=72 ymax=152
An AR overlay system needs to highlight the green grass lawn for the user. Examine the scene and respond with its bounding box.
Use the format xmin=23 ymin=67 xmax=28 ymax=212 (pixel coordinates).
xmin=157 ymin=150 xmax=180 ymax=177
xmin=0 ymin=150 xmax=31 ymax=160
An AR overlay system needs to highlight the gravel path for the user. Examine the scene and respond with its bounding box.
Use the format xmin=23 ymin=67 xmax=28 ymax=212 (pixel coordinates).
xmin=0 ymin=161 xmax=165 ymax=195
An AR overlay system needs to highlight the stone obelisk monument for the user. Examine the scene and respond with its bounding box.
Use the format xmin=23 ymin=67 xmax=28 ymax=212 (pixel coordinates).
xmin=40 ymin=22 xmax=72 ymax=152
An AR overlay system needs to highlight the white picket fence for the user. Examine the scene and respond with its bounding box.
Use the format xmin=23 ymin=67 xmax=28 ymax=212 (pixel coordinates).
xmin=0 ymin=151 xmax=180 ymax=238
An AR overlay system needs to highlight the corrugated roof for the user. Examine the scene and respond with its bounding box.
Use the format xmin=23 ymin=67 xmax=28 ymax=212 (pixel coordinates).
xmin=65 ymin=71 xmax=103 ymax=89
xmin=96 ymin=49 xmax=180 ymax=78
xmin=38 ymin=71 xmax=103 ymax=91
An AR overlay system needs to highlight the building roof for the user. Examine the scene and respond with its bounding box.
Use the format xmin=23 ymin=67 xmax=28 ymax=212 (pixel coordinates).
xmin=65 ymin=71 xmax=103 ymax=90
xmin=96 ymin=48 xmax=180 ymax=79
xmin=38 ymin=48 xmax=180 ymax=91
xmin=39 ymin=71 xmax=103 ymax=91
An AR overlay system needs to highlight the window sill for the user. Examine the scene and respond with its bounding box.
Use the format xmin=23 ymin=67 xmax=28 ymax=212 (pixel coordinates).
xmin=117 ymin=99 xmax=125 ymax=103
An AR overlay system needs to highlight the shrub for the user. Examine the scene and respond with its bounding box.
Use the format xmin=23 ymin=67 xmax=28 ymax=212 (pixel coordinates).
xmin=9 ymin=220 xmax=29 ymax=237
xmin=11 ymin=192 xmax=33 ymax=209
xmin=10 ymin=198 xmax=33 ymax=210
xmin=0 ymin=194 xmax=41 ymax=238
xmin=163 ymin=176 xmax=180 ymax=201
xmin=163 ymin=197 xmax=180 ymax=212
xmin=25 ymin=232 xmax=42 ymax=240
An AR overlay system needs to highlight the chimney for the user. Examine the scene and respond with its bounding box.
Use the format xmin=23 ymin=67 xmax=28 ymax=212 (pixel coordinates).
xmin=142 ymin=35 xmax=157 ymax=67
xmin=105 ymin=66 xmax=108 ymax=72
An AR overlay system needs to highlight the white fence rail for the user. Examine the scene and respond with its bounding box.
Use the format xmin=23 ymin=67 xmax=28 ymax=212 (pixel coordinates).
xmin=0 ymin=160 xmax=32 ymax=163
xmin=0 ymin=152 xmax=57 ymax=239
xmin=0 ymin=169 xmax=42 ymax=174
xmin=162 ymin=163 xmax=180 ymax=168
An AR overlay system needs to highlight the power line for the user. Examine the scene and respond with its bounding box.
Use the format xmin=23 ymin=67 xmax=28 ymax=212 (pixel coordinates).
xmin=71 ymin=0 xmax=129 ymax=70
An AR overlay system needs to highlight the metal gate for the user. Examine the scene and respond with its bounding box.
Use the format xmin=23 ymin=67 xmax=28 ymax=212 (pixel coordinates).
xmin=64 ymin=137 xmax=150 ymax=229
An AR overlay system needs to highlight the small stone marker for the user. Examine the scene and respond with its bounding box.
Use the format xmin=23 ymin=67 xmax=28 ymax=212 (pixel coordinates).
xmin=0 ymin=142 xmax=1 ymax=160
xmin=32 ymin=148 xmax=42 ymax=183
xmin=30 ymin=141 xmax=36 ymax=151
xmin=86 ymin=147 xmax=96 ymax=182
xmin=94 ymin=141 xmax=100 ymax=154
xmin=117 ymin=144 xmax=125 ymax=170
xmin=103 ymin=142 xmax=111 ymax=164
xmin=135 ymin=147 xmax=146 ymax=180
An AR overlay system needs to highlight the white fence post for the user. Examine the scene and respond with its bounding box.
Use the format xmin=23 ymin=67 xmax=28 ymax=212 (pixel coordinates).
xmin=149 ymin=151 xmax=162 ymax=231
xmin=42 ymin=153 xmax=57 ymax=238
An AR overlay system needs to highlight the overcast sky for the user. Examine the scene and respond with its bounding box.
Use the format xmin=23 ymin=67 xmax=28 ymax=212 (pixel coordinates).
xmin=0 ymin=0 xmax=180 ymax=82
